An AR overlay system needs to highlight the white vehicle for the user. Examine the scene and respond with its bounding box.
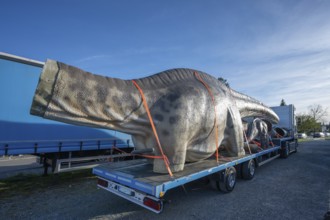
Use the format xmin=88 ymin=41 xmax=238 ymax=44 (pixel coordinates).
xmin=298 ymin=133 xmax=307 ymax=139
xmin=313 ymin=132 xmax=325 ymax=138
xmin=270 ymin=105 xmax=298 ymax=157
xmin=270 ymin=105 xmax=297 ymax=138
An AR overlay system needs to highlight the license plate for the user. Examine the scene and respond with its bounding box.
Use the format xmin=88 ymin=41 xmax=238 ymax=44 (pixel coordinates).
xmin=118 ymin=186 xmax=132 ymax=196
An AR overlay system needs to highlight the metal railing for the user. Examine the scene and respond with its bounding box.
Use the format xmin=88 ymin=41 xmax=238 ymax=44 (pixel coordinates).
xmin=0 ymin=138 xmax=131 ymax=156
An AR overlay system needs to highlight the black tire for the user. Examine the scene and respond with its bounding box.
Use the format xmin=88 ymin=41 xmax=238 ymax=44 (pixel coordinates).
xmin=216 ymin=167 xmax=236 ymax=193
xmin=242 ymin=159 xmax=256 ymax=180
xmin=281 ymin=141 xmax=289 ymax=158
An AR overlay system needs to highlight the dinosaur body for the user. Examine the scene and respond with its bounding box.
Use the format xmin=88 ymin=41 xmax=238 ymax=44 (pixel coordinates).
xmin=31 ymin=60 xmax=279 ymax=173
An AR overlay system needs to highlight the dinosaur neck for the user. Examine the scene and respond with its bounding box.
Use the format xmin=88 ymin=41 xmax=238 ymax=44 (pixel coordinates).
xmin=229 ymin=88 xmax=279 ymax=124
xmin=30 ymin=60 xmax=148 ymax=135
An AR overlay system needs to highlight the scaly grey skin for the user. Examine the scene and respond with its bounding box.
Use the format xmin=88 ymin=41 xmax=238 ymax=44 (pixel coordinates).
xmin=30 ymin=60 xmax=279 ymax=173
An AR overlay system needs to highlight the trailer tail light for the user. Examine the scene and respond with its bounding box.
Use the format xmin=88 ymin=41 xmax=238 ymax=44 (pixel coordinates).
xmin=98 ymin=178 xmax=109 ymax=188
xmin=143 ymin=197 xmax=162 ymax=212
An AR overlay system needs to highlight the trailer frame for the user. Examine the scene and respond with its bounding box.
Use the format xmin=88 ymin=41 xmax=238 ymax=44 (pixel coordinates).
xmin=93 ymin=145 xmax=284 ymax=213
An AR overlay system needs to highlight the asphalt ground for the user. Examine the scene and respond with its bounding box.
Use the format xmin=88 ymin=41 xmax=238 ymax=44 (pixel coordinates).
xmin=0 ymin=155 xmax=42 ymax=179
xmin=0 ymin=140 xmax=329 ymax=219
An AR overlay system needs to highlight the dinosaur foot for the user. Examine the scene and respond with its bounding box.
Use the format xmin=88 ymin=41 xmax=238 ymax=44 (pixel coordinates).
xmin=153 ymin=159 xmax=184 ymax=173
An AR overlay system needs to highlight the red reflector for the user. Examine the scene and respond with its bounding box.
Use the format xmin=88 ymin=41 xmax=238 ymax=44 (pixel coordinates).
xmin=98 ymin=178 xmax=108 ymax=188
xmin=143 ymin=197 xmax=161 ymax=211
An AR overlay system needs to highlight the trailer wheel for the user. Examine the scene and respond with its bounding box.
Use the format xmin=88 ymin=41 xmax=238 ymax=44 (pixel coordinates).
xmin=242 ymin=159 xmax=256 ymax=180
xmin=216 ymin=167 xmax=237 ymax=193
xmin=281 ymin=142 xmax=289 ymax=158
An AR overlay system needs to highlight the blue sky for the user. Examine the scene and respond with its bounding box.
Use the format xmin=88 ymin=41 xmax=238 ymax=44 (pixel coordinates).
xmin=1 ymin=0 xmax=330 ymax=123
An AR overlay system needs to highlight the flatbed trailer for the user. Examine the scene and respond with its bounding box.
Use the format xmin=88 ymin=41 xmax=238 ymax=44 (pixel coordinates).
xmin=92 ymin=142 xmax=294 ymax=213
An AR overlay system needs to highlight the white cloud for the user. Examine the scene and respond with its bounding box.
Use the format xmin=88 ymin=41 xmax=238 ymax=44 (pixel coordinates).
xmin=217 ymin=1 xmax=330 ymax=123
xmin=227 ymin=47 xmax=330 ymax=123
xmin=73 ymin=55 xmax=110 ymax=64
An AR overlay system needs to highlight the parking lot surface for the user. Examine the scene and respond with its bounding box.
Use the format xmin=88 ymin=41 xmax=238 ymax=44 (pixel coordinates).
xmin=0 ymin=140 xmax=329 ymax=219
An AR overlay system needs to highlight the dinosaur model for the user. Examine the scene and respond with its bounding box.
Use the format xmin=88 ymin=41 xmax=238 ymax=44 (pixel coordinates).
xmin=245 ymin=118 xmax=272 ymax=151
xmin=30 ymin=60 xmax=279 ymax=173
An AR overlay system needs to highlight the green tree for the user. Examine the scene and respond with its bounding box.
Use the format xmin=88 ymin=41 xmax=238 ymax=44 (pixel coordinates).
xmin=296 ymin=113 xmax=320 ymax=133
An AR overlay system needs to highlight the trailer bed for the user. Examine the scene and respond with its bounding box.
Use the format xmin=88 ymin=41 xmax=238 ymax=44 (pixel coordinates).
xmin=93 ymin=146 xmax=280 ymax=199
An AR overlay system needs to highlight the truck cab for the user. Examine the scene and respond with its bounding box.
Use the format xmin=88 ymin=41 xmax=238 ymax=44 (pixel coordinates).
xmin=271 ymin=104 xmax=298 ymax=157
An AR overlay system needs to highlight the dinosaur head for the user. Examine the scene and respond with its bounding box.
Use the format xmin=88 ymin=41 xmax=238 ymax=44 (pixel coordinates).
xmin=30 ymin=60 xmax=143 ymax=133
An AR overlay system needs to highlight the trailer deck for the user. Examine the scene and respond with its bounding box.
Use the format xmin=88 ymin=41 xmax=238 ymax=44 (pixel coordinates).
xmin=93 ymin=145 xmax=281 ymax=213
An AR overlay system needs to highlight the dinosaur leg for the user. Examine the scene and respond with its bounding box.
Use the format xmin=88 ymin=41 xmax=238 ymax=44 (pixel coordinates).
xmin=222 ymin=108 xmax=245 ymax=157
xmin=260 ymin=121 xmax=270 ymax=148
xmin=133 ymin=135 xmax=188 ymax=173
xmin=153 ymin=147 xmax=187 ymax=173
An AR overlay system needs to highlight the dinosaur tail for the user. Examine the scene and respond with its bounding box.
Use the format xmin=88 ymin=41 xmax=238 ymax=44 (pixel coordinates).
xmin=229 ymin=89 xmax=279 ymax=124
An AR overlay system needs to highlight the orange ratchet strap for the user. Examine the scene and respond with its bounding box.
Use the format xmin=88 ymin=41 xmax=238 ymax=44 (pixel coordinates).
xmin=243 ymin=131 xmax=252 ymax=154
xmin=132 ymin=80 xmax=173 ymax=177
xmin=111 ymin=146 xmax=165 ymax=160
xmin=194 ymin=72 xmax=220 ymax=162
